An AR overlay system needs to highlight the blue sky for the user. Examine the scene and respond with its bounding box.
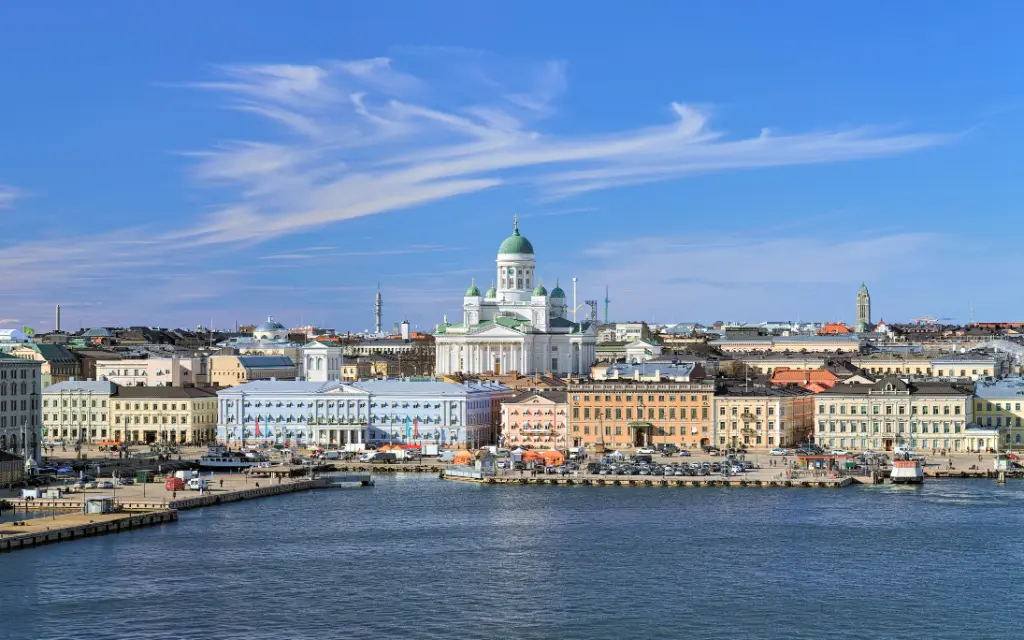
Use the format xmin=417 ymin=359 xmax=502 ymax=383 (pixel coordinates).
xmin=0 ymin=2 xmax=1020 ymax=332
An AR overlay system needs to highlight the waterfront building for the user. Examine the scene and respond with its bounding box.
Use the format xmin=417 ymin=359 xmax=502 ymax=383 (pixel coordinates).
xmin=0 ymin=353 xmax=42 ymax=462
xmin=94 ymin=355 xmax=208 ymax=387
xmin=9 ymin=343 xmax=78 ymax=388
xmin=209 ymin=355 xmax=297 ymax=387
xmin=68 ymin=348 xmax=119 ymax=383
xmin=216 ymin=381 xmax=369 ymax=448
xmin=352 ymin=379 xmax=513 ymax=449
xmin=568 ymin=379 xmax=716 ymax=451
xmin=713 ymin=384 xmax=814 ymax=449
xmin=41 ymin=380 xmax=116 ymax=445
xmin=501 ymin=390 xmax=568 ymax=449
xmin=434 ymin=219 xmax=598 ymax=377
xmin=216 ymin=318 xmax=304 ymax=371
xmin=112 ymin=386 xmax=218 ymax=445
xmin=856 ymin=283 xmax=872 ymax=332
xmin=973 ymin=377 xmax=1024 ymax=449
xmin=813 ymin=376 xmax=977 ymax=452
xmin=590 ymin=361 xmax=704 ymax=382
xmin=709 ymin=335 xmax=863 ymax=354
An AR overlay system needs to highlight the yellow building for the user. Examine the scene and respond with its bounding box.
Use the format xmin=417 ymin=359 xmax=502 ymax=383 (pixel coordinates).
xmin=111 ymin=387 xmax=218 ymax=445
xmin=341 ymin=358 xmax=373 ymax=382
xmin=209 ymin=355 xmax=297 ymax=387
xmin=814 ymin=376 xmax=982 ymax=452
xmin=713 ymin=386 xmax=815 ymax=450
xmin=974 ymin=378 xmax=1024 ymax=450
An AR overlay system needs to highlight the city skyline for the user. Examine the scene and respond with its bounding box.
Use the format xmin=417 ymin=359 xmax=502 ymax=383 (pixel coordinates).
xmin=1 ymin=2 xmax=1021 ymax=329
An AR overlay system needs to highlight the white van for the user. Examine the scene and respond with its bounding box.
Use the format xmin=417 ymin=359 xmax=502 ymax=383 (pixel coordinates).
xmin=323 ymin=451 xmax=342 ymax=460
xmin=187 ymin=477 xmax=209 ymax=491
xmin=174 ymin=470 xmax=198 ymax=481
xmin=894 ymin=445 xmax=914 ymax=456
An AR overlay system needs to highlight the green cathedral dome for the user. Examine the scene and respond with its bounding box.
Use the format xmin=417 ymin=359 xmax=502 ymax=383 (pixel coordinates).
xmin=498 ymin=217 xmax=535 ymax=255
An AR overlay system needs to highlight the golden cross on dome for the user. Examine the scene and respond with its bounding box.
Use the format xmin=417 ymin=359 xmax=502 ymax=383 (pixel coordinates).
xmin=513 ymin=214 xmax=518 ymax=232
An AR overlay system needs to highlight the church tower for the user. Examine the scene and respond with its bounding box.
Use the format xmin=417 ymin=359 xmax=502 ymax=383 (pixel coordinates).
xmin=495 ymin=215 xmax=536 ymax=303
xmin=855 ymin=282 xmax=871 ymax=332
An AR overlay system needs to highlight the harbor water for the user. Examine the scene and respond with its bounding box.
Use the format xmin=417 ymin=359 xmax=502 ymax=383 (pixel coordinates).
xmin=4 ymin=476 xmax=1023 ymax=640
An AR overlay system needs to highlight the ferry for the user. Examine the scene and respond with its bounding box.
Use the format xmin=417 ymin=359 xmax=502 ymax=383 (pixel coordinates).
xmin=199 ymin=445 xmax=265 ymax=470
xmin=890 ymin=453 xmax=924 ymax=484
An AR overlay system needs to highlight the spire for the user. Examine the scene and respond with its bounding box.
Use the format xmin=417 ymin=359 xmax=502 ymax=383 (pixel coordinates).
xmin=513 ymin=214 xmax=519 ymax=235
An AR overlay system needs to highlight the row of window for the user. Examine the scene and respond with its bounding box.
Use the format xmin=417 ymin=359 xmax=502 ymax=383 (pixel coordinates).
xmin=575 ymin=425 xmax=712 ymax=436
xmin=719 ymin=406 xmax=781 ymax=417
xmin=0 ymin=381 xmax=35 ymax=396
xmin=575 ymin=407 xmax=711 ymax=420
xmin=817 ymin=420 xmax=964 ymax=434
xmin=819 ymin=438 xmax=966 ymax=450
xmin=0 ymin=400 xmax=33 ymax=412
xmin=977 ymin=402 xmax=1023 ymax=412
xmin=0 ymin=368 xmax=35 ymax=379
xmin=44 ymin=399 xmax=108 ymax=408
xmin=718 ymin=421 xmax=785 ymax=432
xmin=0 ymin=415 xmax=36 ymax=427
xmin=818 ymin=404 xmax=961 ymax=416
xmin=573 ymin=394 xmax=710 ymax=403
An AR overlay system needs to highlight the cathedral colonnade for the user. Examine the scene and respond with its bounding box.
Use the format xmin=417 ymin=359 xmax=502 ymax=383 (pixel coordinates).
xmin=436 ymin=342 xmax=530 ymax=375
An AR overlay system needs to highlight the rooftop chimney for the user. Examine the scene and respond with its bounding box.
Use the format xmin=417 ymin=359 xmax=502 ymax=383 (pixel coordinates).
xmin=55 ymin=304 xmax=61 ymax=333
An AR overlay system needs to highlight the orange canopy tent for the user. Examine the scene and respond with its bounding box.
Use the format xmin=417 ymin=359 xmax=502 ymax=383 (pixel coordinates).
xmin=452 ymin=451 xmax=474 ymax=465
xmin=522 ymin=450 xmax=544 ymax=463
xmin=539 ymin=450 xmax=564 ymax=465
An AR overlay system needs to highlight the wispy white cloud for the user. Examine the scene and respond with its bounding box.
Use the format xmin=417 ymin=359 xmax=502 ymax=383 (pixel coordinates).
xmin=0 ymin=318 xmax=19 ymax=325
xmin=175 ymin=50 xmax=951 ymax=245
xmin=0 ymin=185 xmax=24 ymax=210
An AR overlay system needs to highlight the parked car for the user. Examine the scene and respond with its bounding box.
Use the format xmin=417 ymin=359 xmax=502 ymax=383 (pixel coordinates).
xmin=769 ymin=448 xmax=789 ymax=456
xmin=730 ymin=465 xmax=744 ymax=474
xmin=99 ymin=481 xmax=114 ymax=489
xmin=830 ymin=448 xmax=850 ymax=455
xmin=677 ymin=450 xmax=691 ymax=457
xmin=636 ymin=447 xmax=656 ymax=455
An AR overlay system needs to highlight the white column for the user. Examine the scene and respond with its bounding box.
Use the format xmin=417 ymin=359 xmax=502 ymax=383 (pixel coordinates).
xmin=487 ymin=344 xmax=493 ymax=373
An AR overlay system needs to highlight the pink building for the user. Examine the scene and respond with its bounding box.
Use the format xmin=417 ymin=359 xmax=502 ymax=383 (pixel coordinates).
xmin=500 ymin=390 xmax=568 ymax=449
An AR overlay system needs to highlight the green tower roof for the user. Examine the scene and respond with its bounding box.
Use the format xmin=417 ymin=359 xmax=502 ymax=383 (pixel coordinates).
xmin=550 ymin=279 xmax=566 ymax=298
xmin=533 ymin=283 xmax=548 ymax=296
xmin=466 ymin=279 xmax=481 ymax=296
xmin=498 ymin=216 xmax=535 ymax=255
xmin=485 ymin=282 xmax=497 ymax=298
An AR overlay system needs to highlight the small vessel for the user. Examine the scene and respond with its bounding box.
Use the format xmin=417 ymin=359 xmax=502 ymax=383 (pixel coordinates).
xmin=199 ymin=445 xmax=265 ymax=470
xmin=890 ymin=453 xmax=924 ymax=484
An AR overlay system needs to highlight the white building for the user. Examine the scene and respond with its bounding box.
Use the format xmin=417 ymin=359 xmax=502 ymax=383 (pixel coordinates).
xmin=95 ymin=356 xmax=208 ymax=387
xmin=302 ymin=342 xmax=344 ymax=383
xmin=41 ymin=380 xmax=116 ymax=445
xmin=434 ymin=218 xmax=597 ymax=376
xmin=0 ymin=353 xmax=43 ymax=462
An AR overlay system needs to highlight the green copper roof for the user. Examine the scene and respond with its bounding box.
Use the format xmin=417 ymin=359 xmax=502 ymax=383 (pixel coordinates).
xmin=466 ymin=280 xmax=481 ymax=296
xmin=533 ymin=283 xmax=548 ymax=296
xmin=498 ymin=217 xmax=534 ymax=255
xmin=485 ymin=282 xmax=497 ymax=298
xmin=550 ymin=280 xmax=566 ymax=298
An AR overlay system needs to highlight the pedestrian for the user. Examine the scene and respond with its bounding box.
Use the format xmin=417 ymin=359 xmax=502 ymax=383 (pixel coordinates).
xmin=172 ymin=491 xmax=177 ymax=500
xmin=219 ymin=479 xmax=224 ymax=489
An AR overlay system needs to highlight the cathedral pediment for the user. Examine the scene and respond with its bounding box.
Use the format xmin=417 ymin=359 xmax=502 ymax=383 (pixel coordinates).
xmin=467 ymin=323 xmax=526 ymax=337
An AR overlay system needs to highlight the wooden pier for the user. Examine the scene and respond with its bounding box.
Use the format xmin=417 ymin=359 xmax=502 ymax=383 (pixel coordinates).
xmin=0 ymin=509 xmax=177 ymax=553
xmin=442 ymin=472 xmax=852 ymax=489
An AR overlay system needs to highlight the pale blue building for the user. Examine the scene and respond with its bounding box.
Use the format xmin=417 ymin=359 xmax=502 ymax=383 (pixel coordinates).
xmin=216 ymin=378 xmax=512 ymax=449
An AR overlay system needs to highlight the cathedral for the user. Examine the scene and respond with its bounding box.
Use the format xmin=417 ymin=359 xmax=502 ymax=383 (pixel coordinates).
xmin=434 ymin=218 xmax=597 ymax=376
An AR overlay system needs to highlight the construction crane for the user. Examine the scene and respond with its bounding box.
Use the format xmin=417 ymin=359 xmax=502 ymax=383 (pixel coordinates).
xmin=911 ymin=315 xmax=937 ymax=324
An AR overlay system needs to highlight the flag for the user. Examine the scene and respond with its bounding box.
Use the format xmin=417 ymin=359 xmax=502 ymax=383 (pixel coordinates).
xmin=255 ymin=417 xmax=262 ymax=438
xmin=405 ymin=417 xmax=411 ymax=442
xmin=22 ymin=326 xmax=35 ymax=336
xmin=413 ymin=418 xmax=419 ymax=440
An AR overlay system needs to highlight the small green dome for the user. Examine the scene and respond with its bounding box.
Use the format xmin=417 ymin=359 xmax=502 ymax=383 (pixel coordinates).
xmin=498 ymin=217 xmax=534 ymax=255
xmin=466 ymin=280 xmax=481 ymax=296
xmin=533 ymin=283 xmax=548 ymax=296
xmin=485 ymin=282 xmax=497 ymax=298
xmin=550 ymin=280 xmax=566 ymax=298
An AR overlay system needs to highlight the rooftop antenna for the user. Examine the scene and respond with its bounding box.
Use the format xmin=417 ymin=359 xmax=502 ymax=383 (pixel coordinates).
xmin=603 ymin=286 xmax=611 ymax=324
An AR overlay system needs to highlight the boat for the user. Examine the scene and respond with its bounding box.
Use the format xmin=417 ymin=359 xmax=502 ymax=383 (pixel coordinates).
xmin=890 ymin=453 xmax=924 ymax=484
xmin=199 ymin=445 xmax=265 ymax=470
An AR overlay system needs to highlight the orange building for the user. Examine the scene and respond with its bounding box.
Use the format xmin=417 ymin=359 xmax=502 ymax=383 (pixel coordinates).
xmin=818 ymin=323 xmax=852 ymax=335
xmin=770 ymin=366 xmax=841 ymax=391
xmin=568 ymin=380 xmax=716 ymax=451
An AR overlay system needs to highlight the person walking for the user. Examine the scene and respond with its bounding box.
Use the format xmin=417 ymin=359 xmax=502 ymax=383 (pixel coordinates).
xmin=219 ymin=479 xmax=224 ymax=489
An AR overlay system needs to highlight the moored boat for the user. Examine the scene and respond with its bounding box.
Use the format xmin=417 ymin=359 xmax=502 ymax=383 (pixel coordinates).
xmin=890 ymin=453 xmax=924 ymax=484
xmin=199 ymin=445 xmax=264 ymax=470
